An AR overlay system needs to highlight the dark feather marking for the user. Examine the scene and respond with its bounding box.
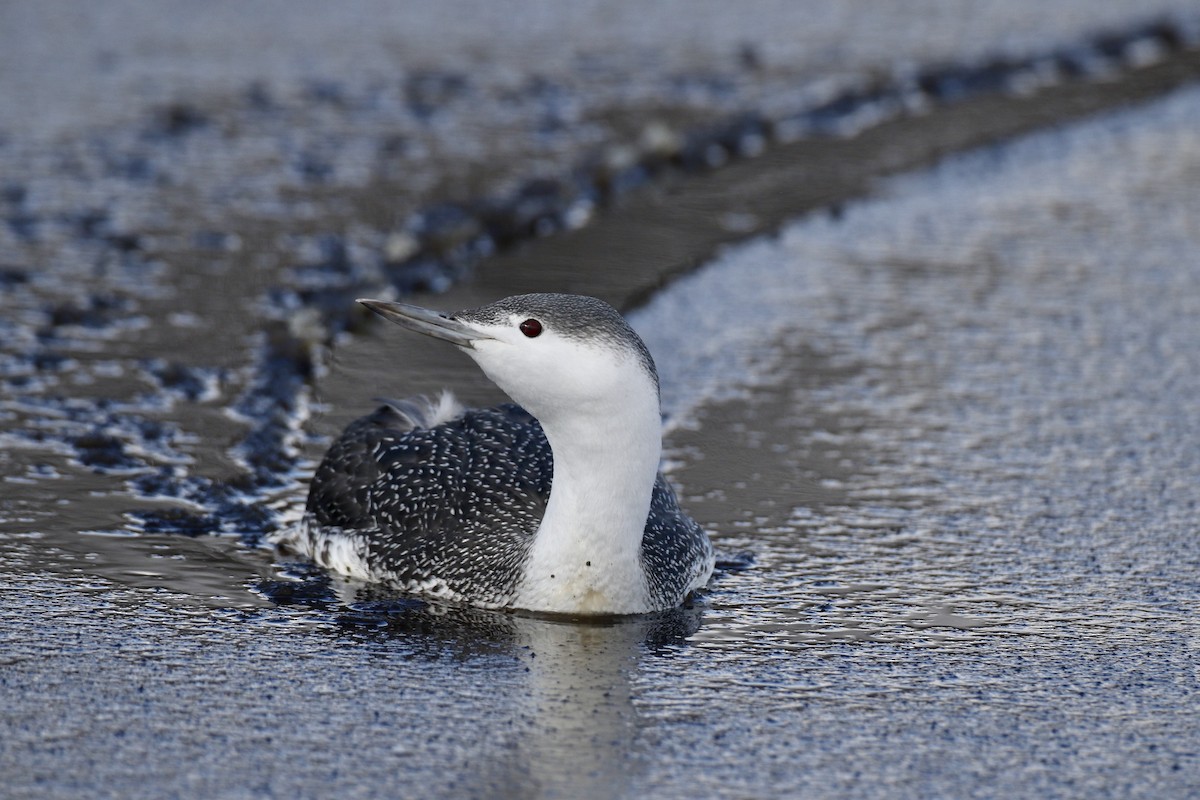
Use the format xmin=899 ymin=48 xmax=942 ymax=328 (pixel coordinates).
xmin=303 ymin=401 xmax=711 ymax=609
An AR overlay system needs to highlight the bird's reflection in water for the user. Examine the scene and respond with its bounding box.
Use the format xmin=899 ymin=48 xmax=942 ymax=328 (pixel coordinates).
xmin=511 ymin=605 xmax=702 ymax=797
xmin=257 ymin=570 xmax=703 ymax=797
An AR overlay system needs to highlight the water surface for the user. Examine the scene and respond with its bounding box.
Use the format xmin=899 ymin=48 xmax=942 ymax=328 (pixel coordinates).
xmin=4 ymin=8 xmax=1200 ymax=799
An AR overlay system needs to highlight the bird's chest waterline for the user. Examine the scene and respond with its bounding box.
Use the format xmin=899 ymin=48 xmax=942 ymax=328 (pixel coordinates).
xmin=515 ymin=554 xmax=651 ymax=615
xmin=515 ymin=515 xmax=652 ymax=615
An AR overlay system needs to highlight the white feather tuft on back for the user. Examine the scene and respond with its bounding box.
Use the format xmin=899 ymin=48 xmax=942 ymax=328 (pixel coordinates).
xmin=376 ymin=390 xmax=464 ymax=429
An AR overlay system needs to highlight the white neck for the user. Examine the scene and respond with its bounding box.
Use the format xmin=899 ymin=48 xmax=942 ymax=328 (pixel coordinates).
xmin=514 ymin=373 xmax=662 ymax=615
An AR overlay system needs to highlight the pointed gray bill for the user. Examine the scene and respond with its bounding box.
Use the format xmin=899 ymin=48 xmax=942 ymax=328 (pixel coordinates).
xmin=358 ymin=298 xmax=491 ymax=348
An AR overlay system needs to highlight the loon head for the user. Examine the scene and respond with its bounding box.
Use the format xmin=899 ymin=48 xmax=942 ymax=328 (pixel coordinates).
xmin=358 ymin=293 xmax=660 ymax=424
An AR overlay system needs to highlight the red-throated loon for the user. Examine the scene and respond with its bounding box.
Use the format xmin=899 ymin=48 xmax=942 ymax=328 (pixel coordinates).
xmin=277 ymin=293 xmax=714 ymax=615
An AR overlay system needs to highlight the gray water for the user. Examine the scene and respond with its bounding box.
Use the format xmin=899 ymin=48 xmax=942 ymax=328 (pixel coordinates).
xmin=4 ymin=5 xmax=1200 ymax=799
xmin=636 ymin=85 xmax=1200 ymax=796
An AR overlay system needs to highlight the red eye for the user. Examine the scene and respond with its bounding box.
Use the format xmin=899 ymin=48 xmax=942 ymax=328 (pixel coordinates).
xmin=519 ymin=318 xmax=543 ymax=338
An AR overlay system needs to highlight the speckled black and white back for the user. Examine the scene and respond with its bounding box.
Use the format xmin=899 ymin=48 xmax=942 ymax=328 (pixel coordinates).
xmin=288 ymin=398 xmax=711 ymax=610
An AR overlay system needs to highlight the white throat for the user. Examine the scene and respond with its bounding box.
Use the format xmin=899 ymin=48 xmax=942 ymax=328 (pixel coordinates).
xmin=513 ymin=370 xmax=662 ymax=615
